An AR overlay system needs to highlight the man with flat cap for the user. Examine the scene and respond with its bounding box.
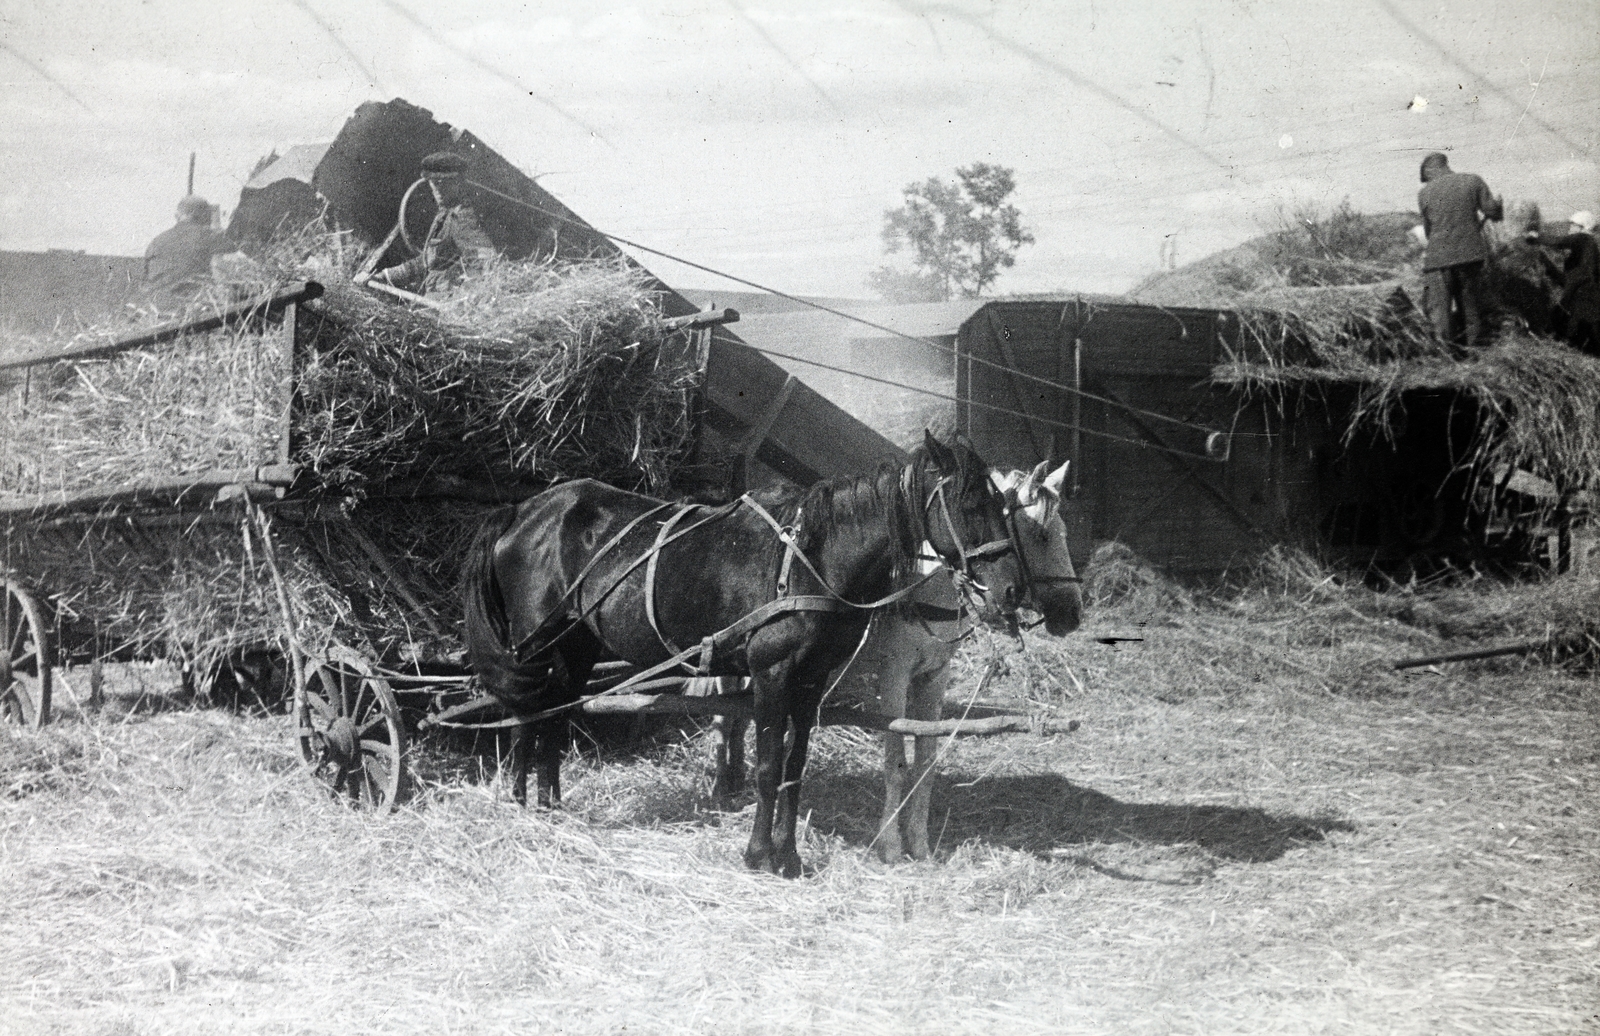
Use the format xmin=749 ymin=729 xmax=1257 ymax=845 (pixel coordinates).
xmin=1417 ymin=151 xmax=1504 ymax=349
xmin=362 ymin=151 xmax=497 ymax=294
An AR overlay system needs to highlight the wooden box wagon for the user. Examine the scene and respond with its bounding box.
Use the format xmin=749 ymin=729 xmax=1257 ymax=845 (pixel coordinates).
xmin=1 ymin=280 xmax=1071 ymax=814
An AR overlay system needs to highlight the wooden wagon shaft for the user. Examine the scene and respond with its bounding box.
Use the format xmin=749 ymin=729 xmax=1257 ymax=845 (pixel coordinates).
xmin=582 ymin=692 xmax=1081 ymax=736
xmin=1393 ymin=639 xmax=1553 ymax=670
xmin=662 ymin=308 xmax=739 ymax=330
xmin=0 ymin=281 xmax=324 ymax=372
xmin=0 ymin=465 xmax=299 ymax=516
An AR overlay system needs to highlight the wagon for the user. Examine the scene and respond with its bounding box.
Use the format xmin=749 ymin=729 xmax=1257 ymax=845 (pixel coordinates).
xmin=2 ymin=279 xmax=1078 ymax=818
xmin=0 ymin=282 xmax=411 ymax=805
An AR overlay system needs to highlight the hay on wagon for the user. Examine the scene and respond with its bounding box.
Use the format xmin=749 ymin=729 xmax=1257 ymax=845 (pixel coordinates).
xmin=0 ymin=237 xmax=705 ymax=679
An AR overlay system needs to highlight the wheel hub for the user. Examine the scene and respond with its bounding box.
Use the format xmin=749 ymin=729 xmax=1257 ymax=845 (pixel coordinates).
xmin=322 ymin=715 xmax=359 ymax=769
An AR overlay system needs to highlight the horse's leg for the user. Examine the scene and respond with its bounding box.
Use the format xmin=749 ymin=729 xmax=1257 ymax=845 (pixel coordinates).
xmin=902 ymin=653 xmax=949 ymax=861
xmin=871 ymin=618 xmax=913 ymax=863
xmin=712 ymin=677 xmax=749 ymax=809
xmin=744 ymin=660 xmax=796 ymax=874
xmin=878 ymin=732 xmax=910 ymax=862
xmin=508 ymin=723 xmax=532 ymax=806
xmin=534 ymin=633 xmax=603 ymax=810
xmin=766 ymin=686 xmax=817 ymax=880
xmin=531 ymin=717 xmax=566 ymax=809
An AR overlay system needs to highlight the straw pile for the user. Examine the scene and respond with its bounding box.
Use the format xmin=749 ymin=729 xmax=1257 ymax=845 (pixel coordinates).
xmin=1138 ymin=203 xmax=1600 ymax=497
xmin=295 ymin=257 xmax=699 ymax=495
xmin=0 ymin=242 xmax=701 ymax=673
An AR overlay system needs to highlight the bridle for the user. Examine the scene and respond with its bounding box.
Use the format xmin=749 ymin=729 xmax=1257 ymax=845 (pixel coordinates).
xmin=909 ymin=464 xmax=1083 ymax=617
xmin=906 ymin=465 xmax=1024 ymax=610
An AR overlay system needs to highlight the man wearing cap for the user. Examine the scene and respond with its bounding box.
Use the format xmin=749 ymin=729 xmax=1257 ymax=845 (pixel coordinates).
xmin=1417 ymin=152 xmax=1504 ymax=349
xmin=143 ymin=196 xmax=248 ymax=307
xmin=1526 ymin=211 xmax=1600 ymax=354
xmin=362 ymin=151 xmax=497 ymax=294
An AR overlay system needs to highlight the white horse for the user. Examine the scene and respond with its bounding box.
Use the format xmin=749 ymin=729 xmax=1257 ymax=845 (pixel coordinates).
xmin=689 ymin=460 xmax=1078 ymax=861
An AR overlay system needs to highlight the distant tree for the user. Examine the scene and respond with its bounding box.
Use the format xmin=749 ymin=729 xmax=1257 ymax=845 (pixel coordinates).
xmin=868 ymin=163 xmax=1034 ymax=302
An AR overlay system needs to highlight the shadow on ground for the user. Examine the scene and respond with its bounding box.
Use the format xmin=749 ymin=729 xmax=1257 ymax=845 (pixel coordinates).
xmin=802 ymin=771 xmax=1355 ymax=866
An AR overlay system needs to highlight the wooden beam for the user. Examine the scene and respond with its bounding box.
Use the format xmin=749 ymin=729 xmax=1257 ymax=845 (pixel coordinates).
xmin=0 ymin=282 xmax=324 ymax=373
xmin=0 ymin=465 xmax=298 ymax=516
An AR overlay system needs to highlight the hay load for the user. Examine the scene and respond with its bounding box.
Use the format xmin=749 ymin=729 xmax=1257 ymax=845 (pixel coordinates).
xmin=0 ymin=245 xmax=704 ymax=680
xmin=2 ymin=250 xmax=699 ymax=501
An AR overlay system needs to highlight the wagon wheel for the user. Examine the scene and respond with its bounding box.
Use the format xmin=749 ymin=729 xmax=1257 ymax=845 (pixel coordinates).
xmin=1 ymin=582 xmax=54 ymax=730
xmin=293 ymin=652 xmax=406 ymax=812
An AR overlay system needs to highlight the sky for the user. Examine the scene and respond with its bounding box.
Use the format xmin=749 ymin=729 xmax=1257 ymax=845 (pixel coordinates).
xmin=1 ymin=0 xmax=1596 ymax=298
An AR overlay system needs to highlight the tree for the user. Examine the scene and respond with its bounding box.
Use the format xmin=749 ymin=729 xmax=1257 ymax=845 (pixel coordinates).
xmin=868 ymin=163 xmax=1034 ymax=302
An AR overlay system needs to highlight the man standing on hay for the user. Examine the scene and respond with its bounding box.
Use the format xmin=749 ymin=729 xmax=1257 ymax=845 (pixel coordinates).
xmin=361 ymin=151 xmax=497 ymax=295
xmin=142 ymin=195 xmax=251 ymax=310
xmin=1526 ymin=210 xmax=1600 ymax=355
xmin=1417 ymin=152 xmax=1504 ymax=349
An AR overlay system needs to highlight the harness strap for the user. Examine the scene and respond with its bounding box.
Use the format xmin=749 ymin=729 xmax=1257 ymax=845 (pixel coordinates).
xmin=512 ymin=499 xmax=740 ymax=660
xmin=645 ymin=503 xmax=700 ymax=656
xmin=503 ymin=574 xmax=951 ymax=727
xmin=738 ymin=493 xmax=803 ymax=596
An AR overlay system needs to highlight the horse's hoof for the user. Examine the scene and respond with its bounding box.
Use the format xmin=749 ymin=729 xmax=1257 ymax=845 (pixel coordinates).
xmin=777 ymin=851 xmax=804 ymax=879
xmin=743 ymin=848 xmax=774 ymax=872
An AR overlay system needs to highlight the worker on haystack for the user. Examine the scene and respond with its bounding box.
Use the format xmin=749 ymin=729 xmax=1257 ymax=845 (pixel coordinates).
xmin=1417 ymin=152 xmax=1504 ymax=349
xmin=359 ymin=151 xmax=497 ymax=295
xmin=1525 ymin=210 xmax=1600 ymax=355
xmin=142 ymin=195 xmax=252 ymax=308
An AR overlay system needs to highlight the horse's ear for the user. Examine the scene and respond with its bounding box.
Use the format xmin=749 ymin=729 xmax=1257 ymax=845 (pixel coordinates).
xmin=1043 ymin=460 xmax=1070 ymax=498
xmin=923 ymin=429 xmax=957 ymax=470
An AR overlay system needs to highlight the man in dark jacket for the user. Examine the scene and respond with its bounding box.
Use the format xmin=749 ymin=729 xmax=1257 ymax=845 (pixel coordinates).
xmin=1526 ymin=210 xmax=1600 ymax=354
xmin=143 ymin=196 xmax=246 ymax=305
xmin=361 ymin=151 xmax=497 ymax=295
xmin=1417 ymin=152 xmax=1504 ymax=348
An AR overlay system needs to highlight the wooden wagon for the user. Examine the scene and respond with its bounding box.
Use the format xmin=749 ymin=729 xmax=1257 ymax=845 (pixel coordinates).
xmin=1 ymin=280 xmax=1072 ymax=815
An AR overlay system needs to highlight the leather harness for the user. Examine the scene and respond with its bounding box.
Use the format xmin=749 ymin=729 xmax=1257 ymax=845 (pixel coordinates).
xmin=496 ymin=463 xmax=1032 ymax=726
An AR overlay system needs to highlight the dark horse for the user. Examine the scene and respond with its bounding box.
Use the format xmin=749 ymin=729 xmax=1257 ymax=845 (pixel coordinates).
xmin=463 ymin=432 xmax=1057 ymax=877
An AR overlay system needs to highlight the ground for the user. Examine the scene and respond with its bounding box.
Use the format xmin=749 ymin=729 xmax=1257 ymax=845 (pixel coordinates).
xmin=3 ymin=561 xmax=1598 ymax=1035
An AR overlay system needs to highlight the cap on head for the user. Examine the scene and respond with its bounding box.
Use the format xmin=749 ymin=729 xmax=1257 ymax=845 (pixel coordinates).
xmin=1420 ymin=152 xmax=1451 ymax=182
xmin=421 ymin=151 xmax=466 ymax=177
xmin=1570 ymin=210 xmax=1596 ymax=233
xmin=176 ymin=195 xmax=212 ymax=223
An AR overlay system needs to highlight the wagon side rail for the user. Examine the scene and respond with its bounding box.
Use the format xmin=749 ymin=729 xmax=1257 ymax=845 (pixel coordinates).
xmin=0 ymin=282 xmax=321 ymax=517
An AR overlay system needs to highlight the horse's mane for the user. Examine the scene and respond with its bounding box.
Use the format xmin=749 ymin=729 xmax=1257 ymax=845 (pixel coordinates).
xmin=747 ymin=461 xmax=918 ymax=584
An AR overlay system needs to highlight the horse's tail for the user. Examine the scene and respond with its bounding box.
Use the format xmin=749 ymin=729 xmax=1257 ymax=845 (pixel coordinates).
xmin=461 ymin=505 xmax=545 ymax=706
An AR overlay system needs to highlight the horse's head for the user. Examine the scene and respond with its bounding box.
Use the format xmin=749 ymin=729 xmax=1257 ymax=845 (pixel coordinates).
xmin=911 ymin=431 xmax=1030 ymax=629
xmin=989 ymin=460 xmax=1083 ymax=636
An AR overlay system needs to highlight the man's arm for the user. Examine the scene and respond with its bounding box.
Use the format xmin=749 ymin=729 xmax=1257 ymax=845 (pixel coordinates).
xmin=1477 ymin=178 xmax=1504 ymax=223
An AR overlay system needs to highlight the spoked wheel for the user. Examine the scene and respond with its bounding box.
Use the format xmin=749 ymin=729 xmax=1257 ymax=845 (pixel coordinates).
xmin=2 ymin=581 xmax=54 ymax=730
xmin=293 ymin=652 xmax=406 ymax=812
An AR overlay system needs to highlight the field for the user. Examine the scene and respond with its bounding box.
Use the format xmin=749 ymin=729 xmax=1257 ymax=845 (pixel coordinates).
xmin=3 ymin=555 xmax=1598 ymax=1035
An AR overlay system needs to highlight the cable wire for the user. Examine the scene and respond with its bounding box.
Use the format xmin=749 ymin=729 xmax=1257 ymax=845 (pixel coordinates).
xmin=722 ymin=338 xmax=1217 ymax=463
xmin=463 ymin=176 xmax=1226 ymax=438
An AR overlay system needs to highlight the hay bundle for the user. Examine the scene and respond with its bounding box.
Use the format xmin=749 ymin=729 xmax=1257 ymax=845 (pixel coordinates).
xmin=0 ymin=252 xmax=701 ymax=669
xmin=294 ymin=259 xmax=697 ymax=494
xmin=2 ymin=254 xmax=698 ymax=499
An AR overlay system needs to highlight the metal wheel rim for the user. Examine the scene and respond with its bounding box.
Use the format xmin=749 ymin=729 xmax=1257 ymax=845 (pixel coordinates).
xmin=293 ymin=657 xmax=406 ymax=813
xmin=1 ymin=582 xmax=53 ymax=730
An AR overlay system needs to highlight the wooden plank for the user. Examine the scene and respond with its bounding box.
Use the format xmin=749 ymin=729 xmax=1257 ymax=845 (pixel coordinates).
xmin=0 ymin=282 xmax=324 ymax=372
xmin=1091 ymin=379 xmax=1266 ymax=542
xmin=704 ymin=332 xmax=905 ymax=484
xmin=987 ymin=309 xmax=1053 ymax=463
xmin=277 ymin=302 xmax=297 ymax=466
xmin=0 ymin=465 xmax=299 ymax=516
